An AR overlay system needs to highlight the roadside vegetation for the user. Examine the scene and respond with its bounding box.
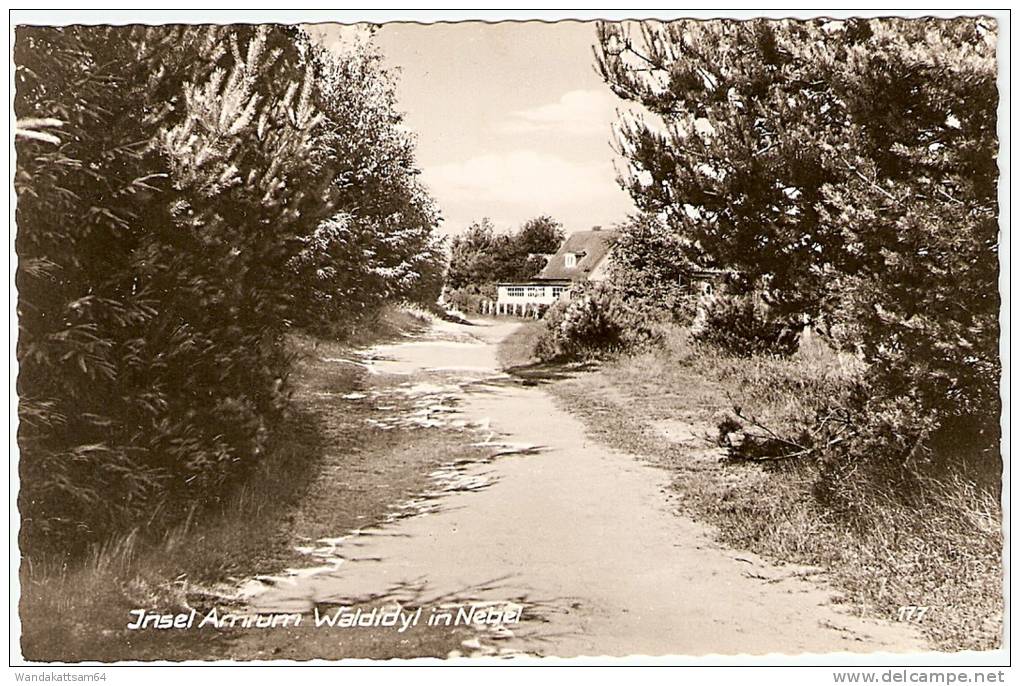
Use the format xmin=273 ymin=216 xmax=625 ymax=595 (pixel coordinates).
xmin=502 ymin=17 xmax=1001 ymax=651
xmin=536 ymin=328 xmax=1001 ymax=651
xmin=14 ymin=25 xmax=459 ymax=660
xmin=21 ymin=307 xmax=485 ymax=661
xmin=592 ymin=18 xmax=999 ymax=499
xmin=16 ymin=26 xmax=443 ymax=562
xmin=496 ymin=320 xmax=546 ymax=370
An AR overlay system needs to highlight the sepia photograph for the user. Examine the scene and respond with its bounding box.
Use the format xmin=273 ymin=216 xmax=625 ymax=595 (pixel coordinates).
xmin=8 ymin=8 xmax=1009 ymax=674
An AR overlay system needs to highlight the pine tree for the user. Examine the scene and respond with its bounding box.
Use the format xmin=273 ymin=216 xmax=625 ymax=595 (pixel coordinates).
xmin=596 ymin=17 xmax=1000 ymax=478
xmin=16 ymin=25 xmax=332 ymax=549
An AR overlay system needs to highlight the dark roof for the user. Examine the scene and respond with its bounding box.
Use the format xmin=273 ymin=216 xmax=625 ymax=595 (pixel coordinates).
xmin=535 ymin=229 xmax=618 ymax=282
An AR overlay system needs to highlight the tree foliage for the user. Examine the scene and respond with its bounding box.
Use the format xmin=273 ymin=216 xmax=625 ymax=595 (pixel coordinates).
xmin=15 ymin=25 xmax=443 ymax=550
xmin=446 ymin=215 xmax=565 ymax=293
xmin=597 ymin=20 xmax=847 ymax=319
xmin=289 ymin=36 xmax=445 ymax=335
xmin=596 ymin=18 xmax=1000 ymax=476
xmin=609 ymin=213 xmax=700 ymax=320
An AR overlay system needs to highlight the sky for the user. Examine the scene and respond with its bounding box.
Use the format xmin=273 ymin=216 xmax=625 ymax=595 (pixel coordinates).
xmin=308 ymin=21 xmax=637 ymax=236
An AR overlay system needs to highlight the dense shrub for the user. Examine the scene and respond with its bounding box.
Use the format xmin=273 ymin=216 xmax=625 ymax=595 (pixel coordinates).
xmin=811 ymin=395 xmax=939 ymax=513
xmin=14 ymin=26 xmax=442 ymax=552
xmin=812 ymin=384 xmax=1001 ymax=518
xmin=288 ymin=37 xmax=446 ymax=337
xmin=444 ymin=285 xmax=495 ymax=314
xmin=610 ymin=213 xmax=700 ymax=323
xmin=690 ymin=294 xmax=800 ymax=357
xmin=535 ymin=283 xmax=661 ymax=361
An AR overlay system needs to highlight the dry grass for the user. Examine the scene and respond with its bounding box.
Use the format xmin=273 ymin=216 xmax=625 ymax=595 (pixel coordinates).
xmin=339 ymin=304 xmax=434 ymax=347
xmin=496 ymin=319 xmax=545 ymax=370
xmin=533 ymin=325 xmax=1002 ymax=652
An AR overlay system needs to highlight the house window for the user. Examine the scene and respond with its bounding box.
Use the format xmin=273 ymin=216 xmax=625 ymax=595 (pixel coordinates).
xmin=564 ymin=253 xmax=577 ymax=268
xmin=552 ymin=286 xmax=567 ymax=298
xmin=506 ymin=286 xmax=525 ymax=298
xmin=527 ymin=286 xmax=544 ymax=298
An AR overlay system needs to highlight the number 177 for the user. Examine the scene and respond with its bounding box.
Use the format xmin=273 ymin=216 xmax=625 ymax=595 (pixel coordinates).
xmin=897 ymin=606 xmax=930 ymax=622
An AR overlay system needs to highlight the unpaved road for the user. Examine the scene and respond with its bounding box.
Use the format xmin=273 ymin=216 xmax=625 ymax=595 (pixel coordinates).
xmin=236 ymin=316 xmax=924 ymax=658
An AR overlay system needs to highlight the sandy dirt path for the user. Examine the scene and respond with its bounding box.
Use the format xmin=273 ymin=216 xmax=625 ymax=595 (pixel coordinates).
xmin=237 ymin=316 xmax=925 ymax=658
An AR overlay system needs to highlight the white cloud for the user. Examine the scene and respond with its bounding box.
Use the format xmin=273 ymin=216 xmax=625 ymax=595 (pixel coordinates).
xmin=497 ymin=89 xmax=619 ymax=136
xmin=424 ymin=150 xmax=615 ymax=206
xmin=421 ymin=150 xmax=633 ymax=233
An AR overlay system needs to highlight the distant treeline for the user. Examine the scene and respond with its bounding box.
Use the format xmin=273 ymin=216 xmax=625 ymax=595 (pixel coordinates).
xmin=444 ymin=216 xmax=564 ymax=309
xmin=15 ymin=25 xmax=444 ymax=551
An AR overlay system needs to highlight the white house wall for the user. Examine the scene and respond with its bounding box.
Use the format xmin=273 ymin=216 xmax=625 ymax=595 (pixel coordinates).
xmin=496 ymin=284 xmax=569 ymax=306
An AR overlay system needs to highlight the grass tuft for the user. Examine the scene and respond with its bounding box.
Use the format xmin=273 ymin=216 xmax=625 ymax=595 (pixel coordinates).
xmin=496 ymin=319 xmax=546 ymax=370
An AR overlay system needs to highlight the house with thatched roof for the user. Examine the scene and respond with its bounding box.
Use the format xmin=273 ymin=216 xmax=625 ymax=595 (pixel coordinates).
xmin=494 ymin=228 xmax=617 ymax=315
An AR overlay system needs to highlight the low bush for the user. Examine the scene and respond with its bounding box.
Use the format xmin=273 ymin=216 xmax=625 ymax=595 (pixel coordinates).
xmin=444 ymin=285 xmax=494 ymax=314
xmin=690 ymin=293 xmax=800 ymax=357
xmin=535 ymin=283 xmax=662 ymax=361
